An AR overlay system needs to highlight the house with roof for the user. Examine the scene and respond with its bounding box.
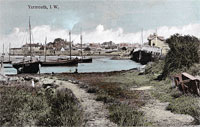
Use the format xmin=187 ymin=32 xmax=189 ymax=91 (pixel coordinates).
xmin=147 ymin=33 xmax=169 ymax=55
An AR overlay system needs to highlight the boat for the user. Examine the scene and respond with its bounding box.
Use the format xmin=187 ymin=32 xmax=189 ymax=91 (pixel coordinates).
xmin=40 ymin=32 xmax=78 ymax=67
xmin=131 ymin=49 xmax=152 ymax=65
xmin=3 ymin=61 xmax=12 ymax=64
xmin=13 ymin=61 xmax=40 ymax=74
xmin=12 ymin=17 xmax=40 ymax=74
xmin=78 ymin=57 xmax=92 ymax=63
xmin=78 ymin=34 xmax=92 ymax=63
xmin=131 ymin=29 xmax=161 ymax=65
xmin=40 ymin=59 xmax=78 ymax=67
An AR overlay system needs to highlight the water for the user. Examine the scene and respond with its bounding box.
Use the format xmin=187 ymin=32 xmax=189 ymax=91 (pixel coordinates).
xmin=4 ymin=57 xmax=142 ymax=75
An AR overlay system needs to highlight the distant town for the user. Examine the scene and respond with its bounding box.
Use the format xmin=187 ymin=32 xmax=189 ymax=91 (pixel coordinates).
xmin=10 ymin=33 xmax=169 ymax=57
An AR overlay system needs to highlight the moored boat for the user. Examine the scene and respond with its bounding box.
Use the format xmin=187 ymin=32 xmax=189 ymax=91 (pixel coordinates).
xmin=3 ymin=61 xmax=12 ymax=64
xmin=78 ymin=34 xmax=92 ymax=63
xmin=12 ymin=17 xmax=40 ymax=74
xmin=12 ymin=61 xmax=40 ymax=74
xmin=40 ymin=59 xmax=78 ymax=67
xmin=78 ymin=58 xmax=92 ymax=63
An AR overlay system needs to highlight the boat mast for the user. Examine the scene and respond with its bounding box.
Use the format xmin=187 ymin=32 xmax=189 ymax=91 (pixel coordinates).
xmin=9 ymin=43 xmax=11 ymax=61
xmin=3 ymin=43 xmax=4 ymax=55
xmin=155 ymin=29 xmax=157 ymax=47
xmin=80 ymin=34 xmax=83 ymax=60
xmin=1 ymin=43 xmax=4 ymax=63
xmin=139 ymin=29 xmax=143 ymax=62
xmin=69 ymin=31 xmax=71 ymax=60
xmin=141 ymin=28 xmax=143 ymax=45
xmin=29 ymin=16 xmax=32 ymax=61
xmin=44 ymin=37 xmax=47 ymax=62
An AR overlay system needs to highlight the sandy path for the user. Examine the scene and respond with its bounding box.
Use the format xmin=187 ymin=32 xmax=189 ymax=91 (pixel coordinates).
xmin=41 ymin=77 xmax=117 ymax=127
xmin=141 ymin=99 xmax=194 ymax=126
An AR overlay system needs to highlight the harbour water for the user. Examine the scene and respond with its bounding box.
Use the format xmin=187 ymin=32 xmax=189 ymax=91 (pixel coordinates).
xmin=4 ymin=56 xmax=142 ymax=75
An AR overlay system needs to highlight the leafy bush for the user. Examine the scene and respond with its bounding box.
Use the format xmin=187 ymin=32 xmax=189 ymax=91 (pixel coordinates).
xmin=0 ymin=86 xmax=83 ymax=126
xmin=161 ymin=34 xmax=200 ymax=79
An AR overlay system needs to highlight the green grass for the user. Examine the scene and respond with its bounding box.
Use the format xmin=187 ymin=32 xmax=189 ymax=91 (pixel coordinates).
xmin=105 ymin=60 xmax=200 ymax=124
xmin=108 ymin=103 xmax=146 ymax=126
xmin=0 ymin=85 xmax=83 ymax=126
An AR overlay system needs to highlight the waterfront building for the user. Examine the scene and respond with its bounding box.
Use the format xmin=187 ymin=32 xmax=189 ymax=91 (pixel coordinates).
xmin=147 ymin=33 xmax=169 ymax=55
xmin=10 ymin=48 xmax=23 ymax=55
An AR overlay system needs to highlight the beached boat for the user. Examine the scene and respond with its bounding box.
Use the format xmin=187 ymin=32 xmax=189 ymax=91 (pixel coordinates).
xmin=131 ymin=50 xmax=152 ymax=65
xmin=12 ymin=17 xmax=40 ymax=74
xmin=131 ymin=30 xmax=161 ymax=65
xmin=131 ymin=46 xmax=161 ymax=65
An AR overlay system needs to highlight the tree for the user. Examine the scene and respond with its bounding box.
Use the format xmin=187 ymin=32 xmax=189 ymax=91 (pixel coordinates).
xmin=54 ymin=38 xmax=63 ymax=43
xmin=161 ymin=34 xmax=200 ymax=79
xmin=84 ymin=47 xmax=91 ymax=51
xmin=121 ymin=47 xmax=127 ymax=51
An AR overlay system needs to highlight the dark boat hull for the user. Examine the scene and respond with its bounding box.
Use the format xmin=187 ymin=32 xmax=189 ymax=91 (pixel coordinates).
xmin=40 ymin=59 xmax=78 ymax=67
xmin=12 ymin=61 xmax=40 ymax=74
xmin=78 ymin=58 xmax=92 ymax=63
xmin=131 ymin=50 xmax=152 ymax=65
xmin=3 ymin=61 xmax=12 ymax=64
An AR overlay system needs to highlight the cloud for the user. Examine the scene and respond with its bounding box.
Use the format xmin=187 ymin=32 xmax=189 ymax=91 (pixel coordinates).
xmin=1 ymin=23 xmax=200 ymax=53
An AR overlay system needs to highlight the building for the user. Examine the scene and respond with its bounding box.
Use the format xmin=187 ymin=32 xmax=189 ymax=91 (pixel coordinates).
xmin=101 ymin=41 xmax=117 ymax=49
xmin=10 ymin=48 xmax=23 ymax=55
xmin=22 ymin=43 xmax=43 ymax=55
xmin=147 ymin=33 xmax=169 ymax=55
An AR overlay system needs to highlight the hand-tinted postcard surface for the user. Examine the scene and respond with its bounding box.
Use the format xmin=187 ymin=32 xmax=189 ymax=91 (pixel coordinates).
xmin=0 ymin=0 xmax=199 ymax=126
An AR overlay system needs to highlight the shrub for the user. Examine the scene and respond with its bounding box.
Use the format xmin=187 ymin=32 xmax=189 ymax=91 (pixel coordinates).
xmin=0 ymin=86 xmax=83 ymax=126
xmin=161 ymin=34 xmax=200 ymax=79
xmin=108 ymin=104 xmax=145 ymax=126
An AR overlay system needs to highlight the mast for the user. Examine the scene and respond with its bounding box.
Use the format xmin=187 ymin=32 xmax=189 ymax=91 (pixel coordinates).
xmin=139 ymin=29 xmax=143 ymax=62
xmin=29 ymin=16 xmax=32 ymax=61
xmin=69 ymin=31 xmax=71 ymax=60
xmin=44 ymin=37 xmax=47 ymax=62
xmin=9 ymin=43 xmax=11 ymax=61
xmin=141 ymin=29 xmax=143 ymax=45
xmin=3 ymin=43 xmax=4 ymax=55
xmin=80 ymin=34 xmax=83 ymax=60
xmin=155 ymin=29 xmax=157 ymax=47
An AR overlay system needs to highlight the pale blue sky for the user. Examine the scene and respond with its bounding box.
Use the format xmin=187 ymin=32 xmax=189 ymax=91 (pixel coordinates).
xmin=0 ymin=0 xmax=200 ymax=35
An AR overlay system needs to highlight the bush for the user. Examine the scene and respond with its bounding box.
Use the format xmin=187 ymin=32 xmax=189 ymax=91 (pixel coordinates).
xmin=108 ymin=104 xmax=145 ymax=126
xmin=161 ymin=34 xmax=200 ymax=79
xmin=0 ymin=86 xmax=83 ymax=126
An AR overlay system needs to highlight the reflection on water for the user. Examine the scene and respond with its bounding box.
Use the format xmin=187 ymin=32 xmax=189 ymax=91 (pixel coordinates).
xmin=4 ymin=57 xmax=141 ymax=75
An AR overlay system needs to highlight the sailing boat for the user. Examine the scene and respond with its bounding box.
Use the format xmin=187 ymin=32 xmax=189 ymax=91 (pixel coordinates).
xmin=78 ymin=34 xmax=92 ymax=63
xmin=131 ymin=29 xmax=152 ymax=65
xmin=12 ymin=17 xmax=40 ymax=74
xmin=40 ymin=31 xmax=78 ymax=67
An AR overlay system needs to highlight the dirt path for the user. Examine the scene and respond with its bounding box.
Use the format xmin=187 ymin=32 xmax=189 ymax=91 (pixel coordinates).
xmin=41 ymin=77 xmax=117 ymax=127
xmin=141 ymin=99 xmax=194 ymax=126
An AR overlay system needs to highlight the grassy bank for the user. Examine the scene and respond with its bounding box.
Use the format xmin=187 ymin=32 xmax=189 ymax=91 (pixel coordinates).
xmin=57 ymin=60 xmax=200 ymax=125
xmin=0 ymin=85 xmax=83 ymax=126
xmin=145 ymin=61 xmax=200 ymax=124
xmin=57 ymin=71 xmax=151 ymax=126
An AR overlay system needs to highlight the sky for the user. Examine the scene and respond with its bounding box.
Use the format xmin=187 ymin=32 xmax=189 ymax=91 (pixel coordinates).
xmin=0 ymin=0 xmax=200 ymax=53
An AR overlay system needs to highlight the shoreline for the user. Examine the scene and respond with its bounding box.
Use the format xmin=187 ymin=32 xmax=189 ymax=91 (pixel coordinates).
xmin=1 ymin=62 xmax=197 ymax=126
xmin=6 ymin=67 xmax=139 ymax=77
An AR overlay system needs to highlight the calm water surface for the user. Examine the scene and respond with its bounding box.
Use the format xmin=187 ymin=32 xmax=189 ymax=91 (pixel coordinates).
xmin=4 ymin=57 xmax=142 ymax=75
